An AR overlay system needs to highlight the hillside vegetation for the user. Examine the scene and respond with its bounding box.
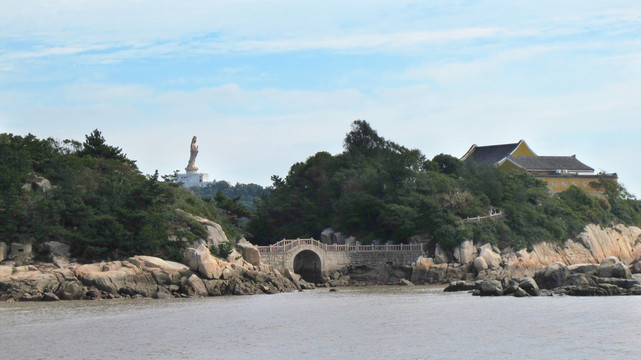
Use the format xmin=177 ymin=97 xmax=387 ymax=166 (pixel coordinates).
xmin=0 ymin=130 xmax=241 ymax=262
xmin=2 ymin=124 xmax=639 ymax=261
xmin=248 ymin=121 xmax=641 ymax=250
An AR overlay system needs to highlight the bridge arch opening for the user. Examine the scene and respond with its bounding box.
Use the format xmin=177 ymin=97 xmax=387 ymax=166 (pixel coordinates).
xmin=293 ymin=250 xmax=321 ymax=283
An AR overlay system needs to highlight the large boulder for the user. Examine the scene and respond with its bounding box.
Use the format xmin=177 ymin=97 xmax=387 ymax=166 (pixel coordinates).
xmin=568 ymin=263 xmax=600 ymax=276
xmin=479 ymin=244 xmax=502 ymax=269
xmin=424 ymin=264 xmax=449 ymax=284
xmin=566 ymin=273 xmax=597 ymax=287
xmin=187 ymin=274 xmax=208 ymax=296
xmin=321 ymin=228 xmax=333 ymax=244
xmin=236 ymin=239 xmax=261 ymax=266
xmin=433 ymin=243 xmax=449 ymax=264
xmin=452 ymin=240 xmax=477 ymax=264
xmin=56 ymin=280 xmax=85 ymax=300
xmin=183 ymin=244 xmax=224 ymax=279
xmin=177 ymin=210 xmax=229 ymax=247
xmin=40 ymin=241 xmax=71 ymax=267
xmin=598 ymin=257 xmax=631 ymax=279
xmin=283 ymin=268 xmax=301 ymax=290
xmin=78 ymin=264 xmax=157 ymax=297
xmin=630 ymin=259 xmax=641 ymax=274
xmin=41 ymin=241 xmax=71 ymax=258
xmin=410 ymin=257 xmax=434 ymax=283
xmin=473 ymin=256 xmax=488 ymax=273
xmin=478 ymin=279 xmax=503 ymax=296
xmin=534 ymin=262 xmax=571 ymax=289
xmin=518 ymin=277 xmax=540 ymax=296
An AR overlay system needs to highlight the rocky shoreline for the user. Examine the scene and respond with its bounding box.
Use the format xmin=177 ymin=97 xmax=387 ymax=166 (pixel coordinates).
xmin=3 ymin=223 xmax=641 ymax=301
xmin=0 ymin=244 xmax=313 ymax=302
xmin=444 ymin=256 xmax=641 ymax=297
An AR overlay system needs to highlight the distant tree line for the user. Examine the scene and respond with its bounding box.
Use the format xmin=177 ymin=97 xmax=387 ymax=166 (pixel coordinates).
xmin=191 ymin=181 xmax=268 ymax=211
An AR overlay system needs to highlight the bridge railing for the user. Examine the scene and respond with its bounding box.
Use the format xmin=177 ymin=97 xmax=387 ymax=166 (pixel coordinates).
xmin=258 ymin=238 xmax=423 ymax=254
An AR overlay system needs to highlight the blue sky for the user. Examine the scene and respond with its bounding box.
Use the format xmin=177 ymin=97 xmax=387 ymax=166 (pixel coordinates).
xmin=1 ymin=1 xmax=641 ymax=195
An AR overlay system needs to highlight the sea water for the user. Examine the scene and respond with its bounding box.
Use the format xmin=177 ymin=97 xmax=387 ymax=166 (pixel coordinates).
xmin=1 ymin=286 xmax=640 ymax=359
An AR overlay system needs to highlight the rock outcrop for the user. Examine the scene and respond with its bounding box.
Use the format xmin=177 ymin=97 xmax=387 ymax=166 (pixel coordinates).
xmin=176 ymin=209 xmax=229 ymax=247
xmin=236 ymin=238 xmax=261 ymax=266
xmin=445 ymin=257 xmax=641 ymax=297
xmin=0 ymin=250 xmax=299 ymax=302
xmin=412 ymin=224 xmax=641 ymax=285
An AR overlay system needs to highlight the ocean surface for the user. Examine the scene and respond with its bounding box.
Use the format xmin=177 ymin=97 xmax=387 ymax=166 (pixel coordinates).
xmin=1 ymin=286 xmax=640 ymax=359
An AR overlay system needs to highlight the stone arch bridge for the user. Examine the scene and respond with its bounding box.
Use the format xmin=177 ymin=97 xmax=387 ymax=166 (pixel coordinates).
xmin=258 ymin=239 xmax=423 ymax=282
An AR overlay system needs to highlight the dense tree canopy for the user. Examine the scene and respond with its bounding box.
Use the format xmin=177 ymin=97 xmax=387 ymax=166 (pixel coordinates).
xmin=0 ymin=131 xmax=240 ymax=262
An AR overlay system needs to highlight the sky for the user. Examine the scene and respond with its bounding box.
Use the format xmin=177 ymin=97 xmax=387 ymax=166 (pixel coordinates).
xmin=1 ymin=1 xmax=640 ymax=195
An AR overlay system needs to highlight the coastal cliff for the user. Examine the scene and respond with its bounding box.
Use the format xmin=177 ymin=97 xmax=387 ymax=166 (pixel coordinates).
xmin=412 ymin=224 xmax=641 ymax=284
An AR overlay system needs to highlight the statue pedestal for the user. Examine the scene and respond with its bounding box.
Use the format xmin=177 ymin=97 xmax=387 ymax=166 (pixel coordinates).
xmin=177 ymin=171 xmax=209 ymax=188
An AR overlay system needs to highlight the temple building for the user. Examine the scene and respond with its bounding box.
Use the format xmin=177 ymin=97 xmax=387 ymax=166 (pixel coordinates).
xmin=461 ymin=140 xmax=617 ymax=194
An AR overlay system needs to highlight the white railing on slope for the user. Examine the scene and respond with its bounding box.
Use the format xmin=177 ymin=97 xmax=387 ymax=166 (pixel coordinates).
xmin=459 ymin=212 xmax=504 ymax=224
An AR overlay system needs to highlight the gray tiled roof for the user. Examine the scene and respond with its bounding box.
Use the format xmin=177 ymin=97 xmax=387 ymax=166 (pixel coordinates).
xmin=507 ymin=156 xmax=594 ymax=172
xmin=464 ymin=142 xmax=520 ymax=166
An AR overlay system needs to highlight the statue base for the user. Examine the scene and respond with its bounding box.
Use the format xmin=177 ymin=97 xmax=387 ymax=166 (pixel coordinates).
xmin=177 ymin=171 xmax=209 ymax=188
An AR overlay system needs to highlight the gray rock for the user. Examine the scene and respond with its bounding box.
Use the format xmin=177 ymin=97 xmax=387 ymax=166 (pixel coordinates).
xmin=444 ymin=281 xmax=475 ymax=292
xmin=598 ymin=283 xmax=622 ymax=296
xmin=283 ymin=268 xmax=302 ymax=290
xmin=42 ymin=292 xmax=60 ymax=301
xmin=534 ymin=262 xmax=570 ymax=289
xmin=183 ymin=244 xmax=223 ymax=280
xmin=565 ymin=273 xmax=597 ymax=287
xmin=22 ymin=176 xmax=52 ymax=193
xmin=177 ymin=210 xmax=229 ymax=247
xmin=596 ymin=277 xmax=639 ymax=289
xmin=452 ymin=240 xmax=477 ymax=264
xmin=598 ymin=257 xmax=631 ymax=279
xmin=567 ymin=263 xmax=600 ymax=276
xmin=187 ymin=274 xmax=208 ymax=296
xmin=513 ymin=288 xmax=529 ymax=297
xmin=236 ymin=238 xmax=261 ymax=266
xmin=554 ymin=285 xmax=608 ymax=296
xmin=502 ymin=278 xmax=519 ymax=295
xmin=320 ymin=228 xmax=333 ymax=244
xmin=333 ymin=232 xmax=346 ymax=245
xmin=518 ymin=277 xmax=541 ymax=296
xmin=345 ymin=236 xmax=357 ymax=246
xmin=424 ymin=264 xmax=449 ymax=284
xmin=42 ymin=241 xmax=71 ymax=258
xmin=56 ymin=281 xmax=84 ymax=300
xmin=479 ymin=279 xmax=503 ymax=296
xmin=627 ymin=285 xmax=641 ymax=295
xmin=473 ymin=256 xmax=488 ymax=273
xmin=153 ymin=287 xmax=173 ymax=299
xmin=630 ymin=259 xmax=641 ymax=274
xmin=433 ymin=243 xmax=449 ymax=264
xmin=479 ymin=246 xmax=501 ymax=269
xmin=399 ymin=279 xmax=414 ymax=286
